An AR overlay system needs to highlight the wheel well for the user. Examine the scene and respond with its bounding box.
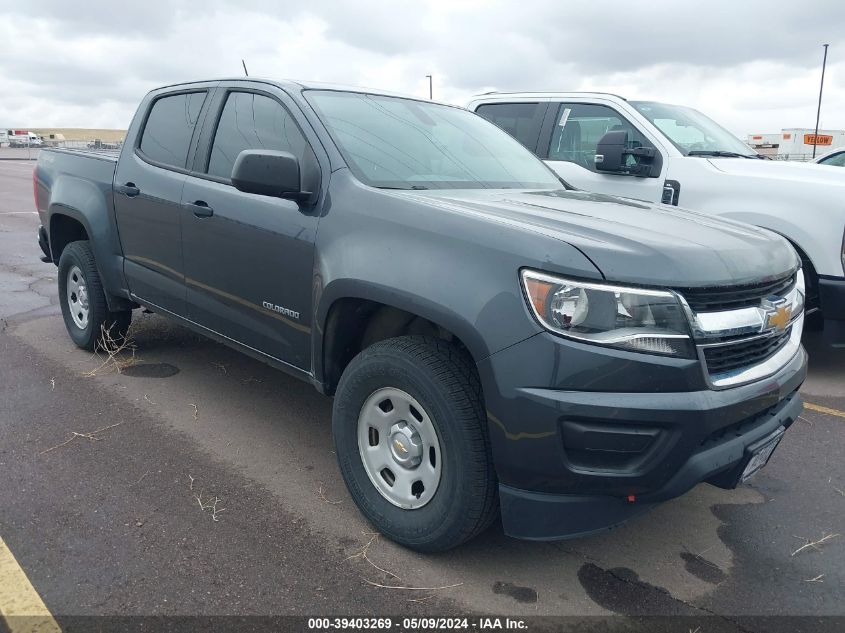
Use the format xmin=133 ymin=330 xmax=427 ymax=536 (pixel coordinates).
xmin=785 ymin=239 xmax=819 ymax=299
xmin=49 ymin=214 xmax=89 ymax=262
xmin=322 ymin=299 xmax=473 ymax=395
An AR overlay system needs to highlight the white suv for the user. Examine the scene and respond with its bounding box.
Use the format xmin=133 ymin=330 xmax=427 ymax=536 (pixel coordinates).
xmin=468 ymin=93 xmax=845 ymax=342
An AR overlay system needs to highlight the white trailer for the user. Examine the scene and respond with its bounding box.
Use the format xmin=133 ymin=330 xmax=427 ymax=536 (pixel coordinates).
xmin=748 ymin=129 xmax=845 ymax=161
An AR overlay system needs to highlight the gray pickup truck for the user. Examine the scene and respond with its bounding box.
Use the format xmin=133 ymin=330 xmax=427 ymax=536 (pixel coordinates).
xmin=34 ymin=78 xmax=807 ymax=551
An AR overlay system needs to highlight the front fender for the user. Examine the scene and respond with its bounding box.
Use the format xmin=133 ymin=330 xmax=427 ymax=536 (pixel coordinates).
xmin=311 ymin=171 xmax=602 ymax=386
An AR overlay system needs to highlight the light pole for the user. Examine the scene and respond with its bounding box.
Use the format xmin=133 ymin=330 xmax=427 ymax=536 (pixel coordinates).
xmin=812 ymin=44 xmax=829 ymax=159
xmin=425 ymin=75 xmax=433 ymax=100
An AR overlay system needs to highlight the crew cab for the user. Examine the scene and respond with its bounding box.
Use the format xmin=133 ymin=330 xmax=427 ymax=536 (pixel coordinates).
xmin=468 ymin=93 xmax=845 ymax=342
xmin=34 ymin=79 xmax=806 ymax=551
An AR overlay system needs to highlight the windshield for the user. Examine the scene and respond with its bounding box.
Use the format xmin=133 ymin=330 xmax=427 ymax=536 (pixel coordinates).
xmin=305 ymin=90 xmax=563 ymax=190
xmin=630 ymin=101 xmax=755 ymax=157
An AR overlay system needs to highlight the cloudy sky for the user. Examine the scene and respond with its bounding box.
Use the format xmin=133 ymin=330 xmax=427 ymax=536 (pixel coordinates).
xmin=1 ymin=0 xmax=844 ymax=137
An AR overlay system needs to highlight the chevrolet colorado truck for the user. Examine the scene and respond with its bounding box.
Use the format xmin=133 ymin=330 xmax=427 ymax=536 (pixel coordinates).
xmin=469 ymin=93 xmax=845 ymax=342
xmin=35 ymin=79 xmax=807 ymax=551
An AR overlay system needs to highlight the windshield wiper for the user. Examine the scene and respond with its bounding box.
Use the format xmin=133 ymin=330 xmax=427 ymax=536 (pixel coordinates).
xmin=687 ymin=150 xmax=760 ymax=159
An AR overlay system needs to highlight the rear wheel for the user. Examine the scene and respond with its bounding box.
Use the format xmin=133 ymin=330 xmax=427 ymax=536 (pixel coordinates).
xmin=333 ymin=336 xmax=498 ymax=552
xmin=57 ymin=240 xmax=132 ymax=351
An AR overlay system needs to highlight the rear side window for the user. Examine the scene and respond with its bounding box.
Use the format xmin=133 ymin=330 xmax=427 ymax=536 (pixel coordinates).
xmin=207 ymin=91 xmax=307 ymax=180
xmin=139 ymin=91 xmax=207 ymax=168
xmin=475 ymin=102 xmax=544 ymax=150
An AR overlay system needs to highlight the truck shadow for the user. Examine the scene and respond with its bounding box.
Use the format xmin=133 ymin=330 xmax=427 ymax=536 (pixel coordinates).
xmin=16 ymin=311 xmax=841 ymax=615
xmin=117 ymin=313 xmax=783 ymax=613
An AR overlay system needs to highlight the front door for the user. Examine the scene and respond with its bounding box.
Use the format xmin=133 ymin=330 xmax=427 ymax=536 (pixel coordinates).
xmin=542 ymin=102 xmax=665 ymax=203
xmin=180 ymin=89 xmax=319 ymax=370
xmin=114 ymin=89 xmax=211 ymax=315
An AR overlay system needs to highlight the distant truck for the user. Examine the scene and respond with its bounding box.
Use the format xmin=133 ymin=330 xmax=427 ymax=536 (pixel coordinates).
xmin=469 ymin=92 xmax=845 ymax=342
xmin=87 ymin=139 xmax=122 ymax=150
xmin=33 ymin=78 xmax=807 ymax=551
xmin=8 ymin=130 xmax=43 ymax=147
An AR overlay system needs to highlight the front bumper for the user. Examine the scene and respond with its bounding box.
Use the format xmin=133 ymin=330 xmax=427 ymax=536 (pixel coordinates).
xmin=477 ymin=331 xmax=807 ymax=540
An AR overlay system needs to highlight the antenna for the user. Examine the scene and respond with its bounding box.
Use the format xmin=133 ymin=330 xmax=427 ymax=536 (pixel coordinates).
xmin=242 ymin=59 xmax=249 ymax=77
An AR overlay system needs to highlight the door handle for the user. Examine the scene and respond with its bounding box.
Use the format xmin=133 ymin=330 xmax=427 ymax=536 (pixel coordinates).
xmin=185 ymin=200 xmax=214 ymax=218
xmin=116 ymin=182 xmax=140 ymax=197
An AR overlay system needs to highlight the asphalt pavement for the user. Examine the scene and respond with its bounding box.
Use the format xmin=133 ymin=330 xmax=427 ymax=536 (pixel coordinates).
xmin=1 ymin=159 xmax=843 ymax=632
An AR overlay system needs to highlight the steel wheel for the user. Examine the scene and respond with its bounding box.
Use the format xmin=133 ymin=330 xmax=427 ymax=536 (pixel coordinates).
xmin=357 ymin=387 xmax=442 ymax=509
xmin=66 ymin=265 xmax=90 ymax=330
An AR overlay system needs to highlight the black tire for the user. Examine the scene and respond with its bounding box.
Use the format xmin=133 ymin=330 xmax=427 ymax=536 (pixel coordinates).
xmin=57 ymin=240 xmax=132 ymax=351
xmin=332 ymin=336 xmax=498 ymax=552
xmin=800 ymin=261 xmax=824 ymax=332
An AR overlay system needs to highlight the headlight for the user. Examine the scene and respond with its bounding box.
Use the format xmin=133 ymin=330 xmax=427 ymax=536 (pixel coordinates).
xmin=794 ymin=267 xmax=806 ymax=315
xmin=521 ymin=270 xmax=695 ymax=358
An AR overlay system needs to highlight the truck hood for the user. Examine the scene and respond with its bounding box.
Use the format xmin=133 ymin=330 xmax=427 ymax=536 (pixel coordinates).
xmin=706 ymin=156 xmax=845 ymax=187
xmin=410 ymin=188 xmax=798 ymax=288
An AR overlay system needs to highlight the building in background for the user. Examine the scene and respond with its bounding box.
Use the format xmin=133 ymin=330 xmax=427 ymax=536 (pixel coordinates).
xmin=747 ymin=128 xmax=845 ymax=161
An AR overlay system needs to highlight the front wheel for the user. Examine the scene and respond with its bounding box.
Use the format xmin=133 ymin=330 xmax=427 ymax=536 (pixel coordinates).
xmin=332 ymin=336 xmax=498 ymax=552
xmin=57 ymin=240 xmax=131 ymax=351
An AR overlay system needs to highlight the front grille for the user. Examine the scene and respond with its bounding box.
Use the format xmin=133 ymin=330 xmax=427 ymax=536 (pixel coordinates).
xmin=681 ymin=274 xmax=795 ymax=313
xmin=703 ymin=328 xmax=792 ymax=375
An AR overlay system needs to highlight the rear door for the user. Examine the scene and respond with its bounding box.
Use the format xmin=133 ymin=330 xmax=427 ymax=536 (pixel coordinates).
xmin=114 ymin=87 xmax=213 ymax=315
xmin=179 ymin=84 xmax=322 ymax=370
xmin=474 ymin=102 xmax=549 ymax=154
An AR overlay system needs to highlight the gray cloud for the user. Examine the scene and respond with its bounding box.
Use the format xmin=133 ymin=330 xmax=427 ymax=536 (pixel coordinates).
xmin=0 ymin=0 xmax=842 ymax=133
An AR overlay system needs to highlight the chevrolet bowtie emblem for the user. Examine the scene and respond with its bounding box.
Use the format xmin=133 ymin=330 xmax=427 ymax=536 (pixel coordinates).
xmin=767 ymin=305 xmax=792 ymax=331
xmin=393 ymin=440 xmax=408 ymax=454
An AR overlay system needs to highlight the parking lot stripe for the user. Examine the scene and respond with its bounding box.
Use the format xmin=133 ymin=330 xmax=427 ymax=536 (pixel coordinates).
xmin=805 ymin=402 xmax=845 ymax=419
xmin=0 ymin=535 xmax=61 ymax=633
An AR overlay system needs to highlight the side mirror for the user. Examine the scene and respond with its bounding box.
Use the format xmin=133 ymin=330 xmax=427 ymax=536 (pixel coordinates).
xmin=231 ymin=150 xmax=310 ymax=200
xmin=594 ymin=130 xmax=627 ymax=173
xmin=595 ymin=130 xmax=660 ymax=178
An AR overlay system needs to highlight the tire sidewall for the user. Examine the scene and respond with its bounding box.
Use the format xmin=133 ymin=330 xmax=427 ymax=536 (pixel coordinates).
xmin=333 ymin=346 xmax=483 ymax=547
xmin=58 ymin=243 xmax=98 ymax=349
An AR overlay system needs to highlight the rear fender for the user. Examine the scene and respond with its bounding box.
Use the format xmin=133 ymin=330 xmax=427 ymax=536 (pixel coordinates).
xmin=46 ymin=174 xmax=131 ymax=308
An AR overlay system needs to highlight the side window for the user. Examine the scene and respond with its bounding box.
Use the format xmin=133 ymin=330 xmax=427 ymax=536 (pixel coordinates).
xmin=548 ymin=103 xmax=649 ymax=172
xmin=207 ymin=92 xmax=307 ymax=180
xmin=475 ymin=102 xmax=544 ymax=150
xmin=139 ymin=92 xmax=207 ymax=168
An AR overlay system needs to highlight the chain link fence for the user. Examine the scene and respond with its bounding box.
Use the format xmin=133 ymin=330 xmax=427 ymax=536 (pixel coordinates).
xmin=770 ymin=153 xmax=818 ymax=162
xmin=0 ymin=136 xmax=124 ymax=160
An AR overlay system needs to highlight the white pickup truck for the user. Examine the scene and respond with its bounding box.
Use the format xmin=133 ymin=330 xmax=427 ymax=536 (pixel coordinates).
xmin=468 ymin=93 xmax=845 ymax=341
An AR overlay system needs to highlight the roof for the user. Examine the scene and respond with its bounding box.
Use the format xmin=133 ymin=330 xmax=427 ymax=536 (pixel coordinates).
xmin=469 ymin=91 xmax=628 ymax=101
xmin=151 ymin=77 xmax=447 ymax=105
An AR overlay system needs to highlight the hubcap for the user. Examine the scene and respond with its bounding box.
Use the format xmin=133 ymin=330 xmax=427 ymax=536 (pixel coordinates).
xmin=66 ymin=265 xmax=90 ymax=330
xmin=357 ymin=387 xmax=442 ymax=509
